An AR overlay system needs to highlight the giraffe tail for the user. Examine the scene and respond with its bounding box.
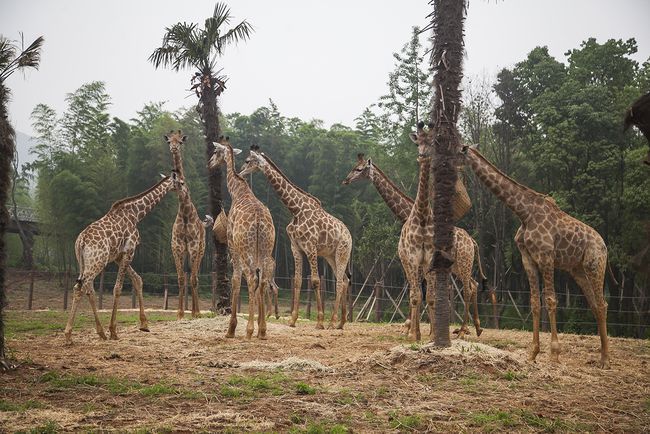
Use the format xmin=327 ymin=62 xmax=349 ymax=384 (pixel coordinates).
xmin=471 ymin=238 xmax=488 ymax=291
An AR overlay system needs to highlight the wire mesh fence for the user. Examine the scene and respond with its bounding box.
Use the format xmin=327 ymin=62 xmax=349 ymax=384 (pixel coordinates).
xmin=7 ymin=268 xmax=649 ymax=339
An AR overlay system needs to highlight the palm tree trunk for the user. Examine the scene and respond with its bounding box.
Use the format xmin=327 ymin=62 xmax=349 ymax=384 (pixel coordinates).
xmin=201 ymin=75 xmax=231 ymax=314
xmin=429 ymin=0 xmax=467 ymax=347
xmin=0 ymin=84 xmax=14 ymax=368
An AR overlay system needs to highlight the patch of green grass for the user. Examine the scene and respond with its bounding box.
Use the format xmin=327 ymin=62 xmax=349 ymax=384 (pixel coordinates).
xmin=222 ymin=372 xmax=289 ymax=398
xmin=290 ymin=412 xmax=306 ymax=424
xmin=39 ymin=370 xmax=197 ymax=399
xmin=291 ymin=422 xmax=349 ymax=434
xmin=5 ymin=310 xmax=177 ymax=338
xmin=518 ymin=409 xmax=588 ymax=432
xmin=408 ymin=343 xmax=421 ymax=351
xmin=644 ymin=397 xmax=650 ymax=412
xmin=376 ymin=386 xmax=389 ymax=398
xmin=0 ymin=399 xmax=45 ymax=412
xmin=130 ymin=427 xmax=173 ymax=434
xmin=388 ymin=411 xmax=424 ymax=431
xmin=501 ymin=370 xmax=525 ymax=381
xmin=296 ymin=382 xmax=316 ymax=395
xmin=469 ymin=409 xmax=517 ymax=431
xmin=15 ymin=420 xmax=59 ymax=434
xmin=376 ymin=334 xmax=407 ymax=342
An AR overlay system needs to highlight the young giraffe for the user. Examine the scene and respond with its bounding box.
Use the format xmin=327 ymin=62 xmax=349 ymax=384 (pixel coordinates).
xmin=63 ymin=172 xmax=182 ymax=344
xmin=342 ymin=148 xmax=489 ymax=339
xmin=460 ymin=144 xmax=610 ymax=368
xmin=166 ymin=131 xmax=205 ymax=319
xmin=208 ymin=137 xmax=276 ymax=339
xmin=240 ymin=146 xmax=352 ymax=330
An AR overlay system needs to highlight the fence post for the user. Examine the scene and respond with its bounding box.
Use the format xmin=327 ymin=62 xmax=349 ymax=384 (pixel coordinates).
xmin=306 ymin=276 xmax=312 ymax=320
xmin=163 ymin=272 xmax=169 ymax=310
xmin=374 ymin=280 xmax=383 ymax=322
xmin=98 ymin=271 xmax=104 ymax=310
xmin=211 ymin=271 xmax=217 ymax=312
xmin=27 ymin=270 xmax=34 ymax=310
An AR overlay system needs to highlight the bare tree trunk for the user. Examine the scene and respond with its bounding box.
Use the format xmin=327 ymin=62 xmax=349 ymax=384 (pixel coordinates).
xmin=429 ymin=0 xmax=467 ymax=347
xmin=201 ymin=73 xmax=230 ymax=314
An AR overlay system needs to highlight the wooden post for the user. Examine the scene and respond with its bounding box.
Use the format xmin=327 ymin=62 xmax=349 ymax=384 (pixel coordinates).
xmin=27 ymin=270 xmax=34 ymax=310
xmin=211 ymin=271 xmax=217 ymax=312
xmin=163 ymin=272 xmax=169 ymax=310
xmin=374 ymin=280 xmax=383 ymax=322
xmin=98 ymin=271 xmax=104 ymax=310
xmin=306 ymin=276 xmax=312 ymax=320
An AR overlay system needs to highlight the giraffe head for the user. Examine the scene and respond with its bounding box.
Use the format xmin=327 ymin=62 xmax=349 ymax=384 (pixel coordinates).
xmin=165 ymin=130 xmax=187 ymax=154
xmin=409 ymin=121 xmax=435 ymax=161
xmin=459 ymin=143 xmax=479 ymax=163
xmin=163 ymin=170 xmax=184 ymax=190
xmin=239 ymin=144 xmax=267 ymax=176
xmin=208 ymin=136 xmax=242 ymax=169
xmin=342 ymin=153 xmax=373 ymax=185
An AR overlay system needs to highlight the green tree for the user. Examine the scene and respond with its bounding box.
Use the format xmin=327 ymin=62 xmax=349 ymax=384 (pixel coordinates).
xmin=149 ymin=2 xmax=253 ymax=312
xmin=0 ymin=33 xmax=43 ymax=370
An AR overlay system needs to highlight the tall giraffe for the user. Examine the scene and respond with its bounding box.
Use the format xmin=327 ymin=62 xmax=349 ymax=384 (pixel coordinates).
xmin=205 ymin=210 xmax=280 ymax=319
xmin=208 ymin=137 xmax=276 ymax=339
xmin=342 ymin=147 xmax=489 ymax=339
xmin=63 ymin=172 xmax=182 ymax=344
xmin=461 ymin=144 xmax=610 ymax=368
xmin=240 ymin=146 xmax=352 ymax=329
xmin=166 ymin=131 xmax=205 ymax=319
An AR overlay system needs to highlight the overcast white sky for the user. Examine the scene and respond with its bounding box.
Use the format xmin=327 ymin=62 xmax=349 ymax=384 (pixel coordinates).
xmin=2 ymin=0 xmax=649 ymax=137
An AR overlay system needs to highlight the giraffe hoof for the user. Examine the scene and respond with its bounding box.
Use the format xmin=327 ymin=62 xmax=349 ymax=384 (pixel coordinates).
xmin=225 ymin=332 xmax=235 ymax=339
xmin=109 ymin=335 xmax=119 ymax=341
xmin=257 ymin=333 xmax=268 ymax=340
xmin=599 ymin=359 xmax=610 ymax=369
xmin=64 ymin=337 xmax=73 ymax=346
xmin=139 ymin=327 xmax=150 ymax=332
xmin=476 ymin=328 xmax=483 ymax=337
xmin=452 ymin=328 xmax=461 ymax=334
xmin=315 ymin=323 xmax=325 ymax=330
xmin=98 ymin=332 xmax=108 ymax=340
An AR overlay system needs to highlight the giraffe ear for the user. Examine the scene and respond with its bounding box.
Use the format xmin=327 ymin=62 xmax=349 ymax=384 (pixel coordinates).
xmin=164 ymin=135 xmax=169 ymax=142
xmin=232 ymin=148 xmax=243 ymax=155
xmin=366 ymin=158 xmax=372 ymax=166
xmin=182 ymin=135 xmax=187 ymax=142
xmin=409 ymin=133 xmax=418 ymax=144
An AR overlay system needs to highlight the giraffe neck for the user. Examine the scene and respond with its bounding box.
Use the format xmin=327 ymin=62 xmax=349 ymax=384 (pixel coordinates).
xmin=369 ymin=163 xmax=414 ymax=224
xmin=259 ymin=155 xmax=320 ymax=215
xmin=176 ymin=186 xmax=196 ymax=218
xmin=113 ymin=177 xmax=174 ymax=222
xmin=170 ymin=148 xmax=185 ymax=180
xmin=412 ymin=157 xmax=433 ymax=220
xmin=467 ymin=148 xmax=535 ymax=221
xmin=224 ymin=147 xmax=253 ymax=201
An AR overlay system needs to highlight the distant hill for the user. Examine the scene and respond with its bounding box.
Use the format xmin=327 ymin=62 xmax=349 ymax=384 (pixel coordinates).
xmin=14 ymin=130 xmax=36 ymax=171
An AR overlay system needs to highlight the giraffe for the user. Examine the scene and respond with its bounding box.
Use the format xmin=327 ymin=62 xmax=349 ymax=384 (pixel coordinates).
xmin=460 ymin=144 xmax=610 ymax=368
xmin=63 ymin=172 xmax=182 ymax=344
xmin=240 ymin=146 xmax=352 ymax=329
xmin=166 ymin=130 xmax=206 ymax=319
xmin=208 ymin=137 xmax=276 ymax=339
xmin=342 ymin=147 xmax=489 ymax=339
xmin=205 ymin=210 xmax=280 ymax=320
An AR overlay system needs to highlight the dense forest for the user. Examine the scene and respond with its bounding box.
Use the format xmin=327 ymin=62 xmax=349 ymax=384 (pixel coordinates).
xmin=6 ymin=30 xmax=650 ymax=337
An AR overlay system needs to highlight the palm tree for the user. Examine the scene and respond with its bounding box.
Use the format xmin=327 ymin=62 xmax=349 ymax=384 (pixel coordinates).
xmin=427 ymin=0 xmax=467 ymax=346
xmin=149 ymin=3 xmax=253 ymax=313
xmin=0 ymin=34 xmax=44 ymax=370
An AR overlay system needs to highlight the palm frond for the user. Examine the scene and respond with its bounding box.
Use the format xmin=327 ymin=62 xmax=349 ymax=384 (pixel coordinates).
xmin=216 ymin=20 xmax=254 ymax=53
xmin=0 ymin=35 xmax=44 ymax=83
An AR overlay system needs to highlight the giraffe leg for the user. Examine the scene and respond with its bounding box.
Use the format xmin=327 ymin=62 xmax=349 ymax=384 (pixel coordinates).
xmin=455 ymin=275 xmax=473 ymax=340
xmin=571 ymin=265 xmax=610 ymax=369
xmin=173 ymin=252 xmax=186 ymax=320
xmin=519 ymin=247 xmax=541 ymax=362
xmin=85 ymin=283 xmax=107 ymax=341
xmin=244 ymin=270 xmax=256 ymax=340
xmin=257 ymin=267 xmax=271 ymax=339
xmin=126 ymin=266 xmax=148 ymax=332
xmin=335 ymin=244 xmax=351 ymax=329
xmin=288 ymin=241 xmax=303 ymax=327
xmin=226 ymin=263 xmax=242 ymax=338
xmin=265 ymin=282 xmax=273 ymax=319
xmin=470 ymin=279 xmax=482 ymax=337
xmin=403 ymin=264 xmax=422 ymax=342
xmin=540 ymin=262 xmax=560 ymax=363
xmin=108 ymin=258 xmax=130 ymax=340
xmin=189 ymin=251 xmax=203 ymax=318
xmin=307 ymin=253 xmax=324 ymax=329
xmin=325 ymin=256 xmax=340 ymax=329
xmin=63 ymin=280 xmax=86 ymax=345
xmin=425 ymin=272 xmax=435 ymax=341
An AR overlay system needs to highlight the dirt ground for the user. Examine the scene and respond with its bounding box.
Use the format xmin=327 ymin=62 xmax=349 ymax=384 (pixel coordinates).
xmin=2 ymin=294 xmax=650 ymax=434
